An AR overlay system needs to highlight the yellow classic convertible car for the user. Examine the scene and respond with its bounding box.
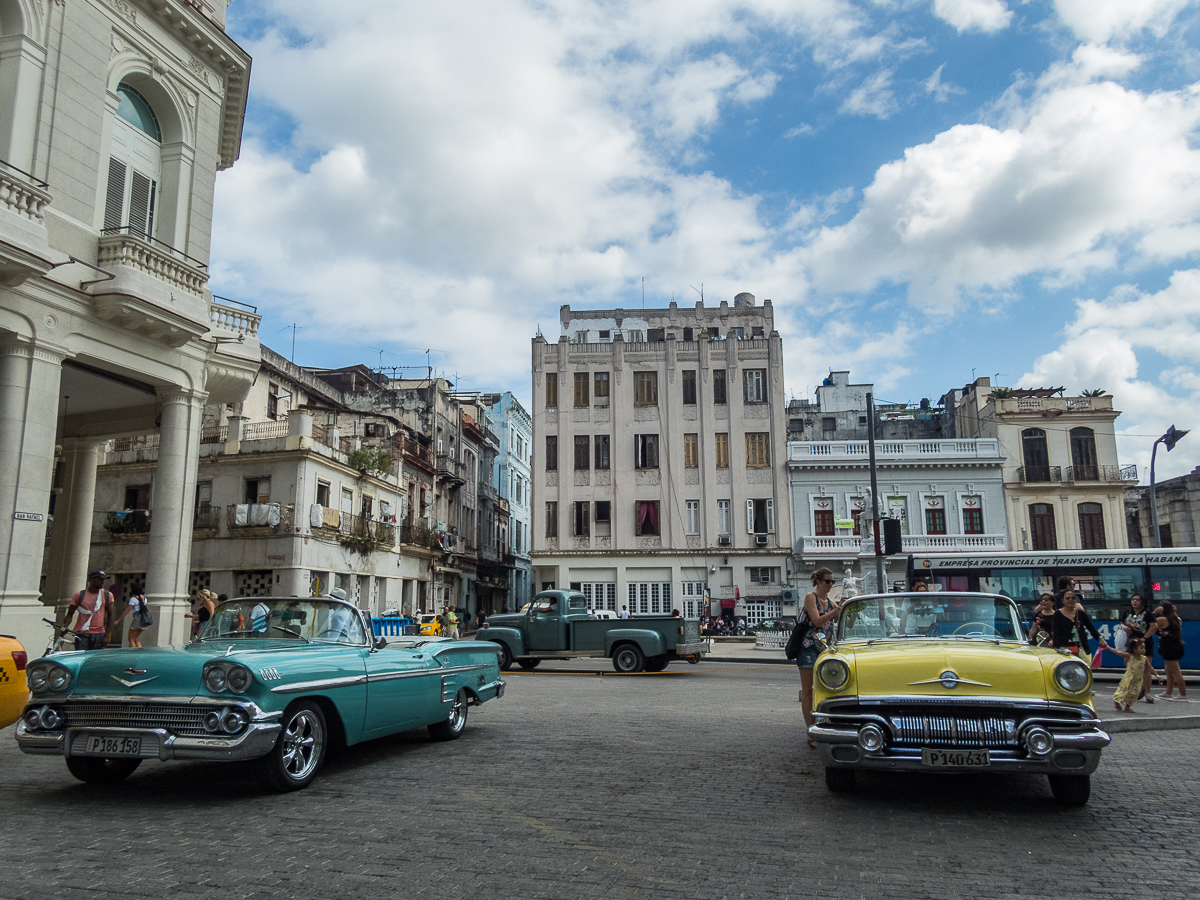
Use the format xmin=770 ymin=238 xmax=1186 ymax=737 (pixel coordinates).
xmin=808 ymin=592 xmax=1110 ymax=806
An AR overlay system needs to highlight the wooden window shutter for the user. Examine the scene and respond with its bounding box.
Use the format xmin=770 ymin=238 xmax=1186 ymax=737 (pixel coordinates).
xmin=103 ymin=158 xmax=127 ymax=231
xmin=746 ymin=499 xmax=754 ymax=534
xmin=766 ymin=499 xmax=775 ymax=533
xmin=128 ymin=170 xmax=155 ymax=237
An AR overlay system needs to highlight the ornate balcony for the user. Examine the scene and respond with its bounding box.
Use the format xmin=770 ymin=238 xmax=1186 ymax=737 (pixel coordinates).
xmin=0 ymin=159 xmax=53 ymax=283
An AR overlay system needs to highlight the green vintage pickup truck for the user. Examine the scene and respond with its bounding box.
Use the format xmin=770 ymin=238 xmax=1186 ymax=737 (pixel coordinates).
xmin=478 ymin=590 xmax=707 ymax=673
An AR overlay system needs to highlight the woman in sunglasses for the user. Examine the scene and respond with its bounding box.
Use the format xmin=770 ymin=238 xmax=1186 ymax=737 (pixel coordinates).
xmin=798 ymin=567 xmax=843 ymax=747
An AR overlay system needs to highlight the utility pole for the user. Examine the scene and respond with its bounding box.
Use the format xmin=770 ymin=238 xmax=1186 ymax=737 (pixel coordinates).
xmin=866 ymin=391 xmax=885 ymax=593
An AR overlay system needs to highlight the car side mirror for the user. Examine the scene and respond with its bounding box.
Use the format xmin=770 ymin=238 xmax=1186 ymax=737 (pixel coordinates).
xmin=374 ymin=636 xmax=388 ymax=650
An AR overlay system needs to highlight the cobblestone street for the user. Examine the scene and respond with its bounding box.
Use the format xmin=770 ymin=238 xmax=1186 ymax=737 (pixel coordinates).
xmin=2 ymin=661 xmax=1198 ymax=900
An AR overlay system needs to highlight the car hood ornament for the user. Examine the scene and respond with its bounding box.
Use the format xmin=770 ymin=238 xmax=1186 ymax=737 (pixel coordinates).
xmin=111 ymin=674 xmax=158 ymax=687
xmin=908 ymin=670 xmax=991 ymax=689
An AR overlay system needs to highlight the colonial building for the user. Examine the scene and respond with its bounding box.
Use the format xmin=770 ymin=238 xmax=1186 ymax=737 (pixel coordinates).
xmin=787 ymin=372 xmax=1008 ymax=591
xmin=0 ymin=0 xmax=255 ymax=650
xmin=944 ymin=379 xmax=1137 ymax=551
xmin=531 ymin=293 xmax=792 ymax=623
xmin=1126 ymin=467 xmax=1200 ymax=548
xmin=490 ymin=391 xmax=533 ymax=611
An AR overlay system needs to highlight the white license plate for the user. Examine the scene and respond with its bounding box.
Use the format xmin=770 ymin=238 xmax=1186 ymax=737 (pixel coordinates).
xmin=921 ymin=748 xmax=990 ymax=767
xmin=82 ymin=735 xmax=142 ymax=757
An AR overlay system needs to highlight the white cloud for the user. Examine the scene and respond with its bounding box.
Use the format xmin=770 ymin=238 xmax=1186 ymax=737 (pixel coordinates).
xmin=1019 ymin=270 xmax=1200 ymax=480
xmin=1053 ymin=0 xmax=1196 ymax=45
xmin=924 ymin=63 xmax=966 ymax=102
xmin=212 ymin=0 xmax=912 ymax=387
xmin=839 ymin=69 xmax=897 ymax=118
xmin=782 ymin=123 xmax=816 ymax=138
xmin=931 ymin=0 xmax=1013 ymax=34
xmin=804 ymin=72 xmax=1200 ymax=309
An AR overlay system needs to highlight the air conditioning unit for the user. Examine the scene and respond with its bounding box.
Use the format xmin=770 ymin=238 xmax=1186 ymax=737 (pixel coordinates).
xmin=718 ymin=535 xmax=731 ymax=546
xmin=756 ymin=534 xmax=769 ymax=546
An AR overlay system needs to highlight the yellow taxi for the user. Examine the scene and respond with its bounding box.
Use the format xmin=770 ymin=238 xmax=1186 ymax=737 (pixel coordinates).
xmin=418 ymin=613 xmax=443 ymax=636
xmin=0 ymin=634 xmax=29 ymax=729
xmin=808 ymin=592 xmax=1110 ymax=806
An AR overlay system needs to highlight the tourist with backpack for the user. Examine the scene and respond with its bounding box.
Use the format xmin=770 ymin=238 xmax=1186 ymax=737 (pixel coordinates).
xmin=113 ymin=588 xmax=153 ymax=647
xmin=64 ymin=571 xmax=114 ymax=651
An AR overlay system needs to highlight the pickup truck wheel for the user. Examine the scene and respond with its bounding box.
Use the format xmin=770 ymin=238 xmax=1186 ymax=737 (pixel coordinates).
xmin=1048 ymin=774 xmax=1090 ymax=806
xmin=517 ymin=658 xmax=541 ymax=670
xmin=65 ymin=757 xmax=141 ymax=784
xmin=494 ymin=643 xmax=512 ymax=671
xmin=644 ymin=655 xmax=669 ymax=672
xmin=824 ymin=767 xmax=856 ymax=793
xmin=428 ymin=689 xmax=469 ymax=741
xmin=257 ymin=701 xmax=327 ymax=793
xmin=612 ymin=644 xmax=645 ymax=673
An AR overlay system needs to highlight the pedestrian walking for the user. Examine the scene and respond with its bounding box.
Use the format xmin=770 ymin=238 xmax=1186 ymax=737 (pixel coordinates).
xmin=113 ymin=588 xmax=153 ymax=648
xmin=796 ymin=567 xmax=842 ymax=748
xmin=64 ymin=571 xmax=114 ymax=651
xmin=1154 ymin=602 xmax=1188 ymax=701
xmin=1049 ymin=589 xmax=1107 ymax=659
xmin=1110 ymin=638 xmax=1149 ymax=713
xmin=1121 ymin=593 xmax=1159 ymax=703
xmin=445 ymin=605 xmax=460 ymax=640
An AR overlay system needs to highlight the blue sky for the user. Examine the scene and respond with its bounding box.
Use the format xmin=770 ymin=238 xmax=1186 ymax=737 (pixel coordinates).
xmin=210 ymin=0 xmax=1200 ymax=480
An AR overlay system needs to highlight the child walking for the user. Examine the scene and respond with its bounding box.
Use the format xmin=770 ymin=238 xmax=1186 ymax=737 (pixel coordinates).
xmin=1110 ymin=638 xmax=1150 ymax=713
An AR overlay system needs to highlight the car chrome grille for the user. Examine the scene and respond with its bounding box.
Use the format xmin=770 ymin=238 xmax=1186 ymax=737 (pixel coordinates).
xmin=889 ymin=714 xmax=1018 ymax=748
xmin=62 ymin=702 xmax=222 ymax=737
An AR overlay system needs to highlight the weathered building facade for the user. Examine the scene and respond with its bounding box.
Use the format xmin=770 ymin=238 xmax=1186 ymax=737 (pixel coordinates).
xmin=531 ymin=294 xmax=793 ymax=623
xmin=0 ymin=0 xmax=255 ymax=650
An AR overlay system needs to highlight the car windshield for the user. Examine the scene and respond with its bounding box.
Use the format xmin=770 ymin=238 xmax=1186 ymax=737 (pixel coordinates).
xmin=198 ymin=599 xmax=367 ymax=645
xmin=835 ymin=593 xmax=1024 ymax=643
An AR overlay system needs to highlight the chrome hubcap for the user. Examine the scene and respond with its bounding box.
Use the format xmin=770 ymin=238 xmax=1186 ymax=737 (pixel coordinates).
xmin=449 ymin=693 xmax=466 ymax=732
xmin=281 ymin=710 xmax=323 ymax=779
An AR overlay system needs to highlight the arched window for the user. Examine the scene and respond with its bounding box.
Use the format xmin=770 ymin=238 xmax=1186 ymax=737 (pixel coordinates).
xmin=103 ymin=83 xmax=162 ymax=239
xmin=1029 ymin=503 xmax=1057 ymax=551
xmin=1021 ymin=428 xmax=1050 ymax=482
xmin=1078 ymin=503 xmax=1106 ymax=550
xmin=1069 ymin=427 xmax=1098 ymax=481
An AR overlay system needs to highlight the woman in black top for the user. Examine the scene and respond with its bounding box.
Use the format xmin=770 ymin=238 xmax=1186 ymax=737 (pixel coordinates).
xmin=1155 ymin=602 xmax=1188 ymax=700
xmin=1122 ymin=594 xmax=1159 ymax=702
xmin=1051 ymin=589 xmax=1108 ymax=657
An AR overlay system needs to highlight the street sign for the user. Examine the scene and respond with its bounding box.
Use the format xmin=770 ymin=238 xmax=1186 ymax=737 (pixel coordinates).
xmin=13 ymin=512 xmax=44 ymax=522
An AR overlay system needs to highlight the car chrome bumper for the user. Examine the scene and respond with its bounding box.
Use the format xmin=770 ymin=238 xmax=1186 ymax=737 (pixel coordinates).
xmin=472 ymin=678 xmax=505 ymax=703
xmin=674 ymin=641 xmax=707 ymax=657
xmin=808 ymin=722 xmax=1110 ymax=775
xmin=16 ymin=721 xmax=282 ymax=762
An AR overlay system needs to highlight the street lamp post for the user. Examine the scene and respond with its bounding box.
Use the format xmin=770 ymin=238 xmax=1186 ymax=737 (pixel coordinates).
xmin=866 ymin=392 xmax=885 ymax=593
xmin=1149 ymin=425 xmax=1189 ymax=548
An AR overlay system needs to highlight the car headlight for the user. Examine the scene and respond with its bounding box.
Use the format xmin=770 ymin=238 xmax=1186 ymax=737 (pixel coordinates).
xmin=226 ymin=665 xmax=252 ymax=693
xmin=46 ymin=665 xmax=71 ymax=692
xmin=203 ymin=665 xmax=227 ymax=693
xmin=26 ymin=663 xmax=48 ymax=691
xmin=817 ymin=658 xmax=851 ymax=691
xmin=1054 ymin=659 xmax=1091 ymax=694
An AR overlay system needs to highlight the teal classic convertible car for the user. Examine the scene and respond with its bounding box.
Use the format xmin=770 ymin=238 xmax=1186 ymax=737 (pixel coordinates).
xmin=15 ymin=597 xmax=505 ymax=791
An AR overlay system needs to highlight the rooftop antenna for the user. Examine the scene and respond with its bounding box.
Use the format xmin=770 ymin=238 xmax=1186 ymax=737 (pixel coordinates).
xmin=690 ymin=284 xmax=703 ymax=303
xmin=278 ymin=323 xmax=303 ymax=362
xmin=642 ymin=276 xmax=645 ymax=309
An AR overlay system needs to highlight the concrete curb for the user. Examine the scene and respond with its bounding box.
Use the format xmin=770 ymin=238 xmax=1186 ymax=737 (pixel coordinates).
xmin=1102 ymin=714 xmax=1200 ymax=734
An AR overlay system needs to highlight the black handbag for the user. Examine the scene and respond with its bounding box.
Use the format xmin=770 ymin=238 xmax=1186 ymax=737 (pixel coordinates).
xmin=784 ymin=617 xmax=809 ymax=660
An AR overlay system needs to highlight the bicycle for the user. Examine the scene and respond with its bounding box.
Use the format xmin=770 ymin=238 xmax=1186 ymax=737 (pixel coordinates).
xmin=42 ymin=618 xmax=87 ymax=656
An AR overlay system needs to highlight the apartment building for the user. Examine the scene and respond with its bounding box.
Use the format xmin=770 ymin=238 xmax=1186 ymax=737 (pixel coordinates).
xmin=788 ymin=371 xmax=1008 ymax=591
xmin=945 ymin=379 xmax=1137 ymax=551
xmin=531 ymin=293 xmax=792 ymax=623
xmin=0 ymin=0 xmax=255 ymax=650
xmin=490 ymin=392 xmax=533 ymax=611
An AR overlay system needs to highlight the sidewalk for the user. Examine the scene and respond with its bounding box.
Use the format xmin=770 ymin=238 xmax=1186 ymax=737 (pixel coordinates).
xmin=703 ymin=640 xmax=1200 ymax=733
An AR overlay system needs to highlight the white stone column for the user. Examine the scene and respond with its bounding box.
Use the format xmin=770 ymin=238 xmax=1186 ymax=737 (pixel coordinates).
xmin=43 ymin=438 xmax=104 ymax=617
xmin=277 ymin=567 xmax=310 ymax=598
xmin=0 ymin=336 xmax=65 ymax=652
xmin=143 ymin=389 xmax=206 ymax=646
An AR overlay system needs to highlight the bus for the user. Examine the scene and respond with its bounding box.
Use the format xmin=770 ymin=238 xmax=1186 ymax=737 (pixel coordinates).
xmin=909 ymin=548 xmax=1200 ymax=670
